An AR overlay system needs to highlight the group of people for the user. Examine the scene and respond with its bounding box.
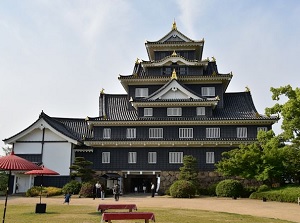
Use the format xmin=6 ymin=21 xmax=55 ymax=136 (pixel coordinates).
xmin=93 ymin=181 xmax=105 ymax=200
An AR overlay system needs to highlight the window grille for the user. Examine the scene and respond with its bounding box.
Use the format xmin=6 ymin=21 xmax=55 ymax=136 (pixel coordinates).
xmin=206 ymin=128 xmax=220 ymax=138
xmin=135 ymin=88 xmax=148 ymax=97
xmin=103 ymin=128 xmax=111 ymax=139
xmin=149 ymin=128 xmax=163 ymax=138
xmin=179 ymin=128 xmax=193 ymax=138
xmin=169 ymin=152 xmax=183 ymax=164
xmin=144 ymin=108 xmax=153 ymax=117
xmin=206 ymin=152 xmax=215 ymax=164
xmin=201 ymin=87 xmax=215 ymax=96
xmin=102 ymin=152 xmax=110 ymax=163
xmin=167 ymin=108 xmax=182 ymax=116
xmin=128 ymin=152 xmax=137 ymax=163
xmin=148 ymin=152 xmax=157 ymax=164
xmin=237 ymin=127 xmax=247 ymax=138
xmin=196 ymin=107 xmax=205 ymax=116
xmin=126 ymin=128 xmax=136 ymax=138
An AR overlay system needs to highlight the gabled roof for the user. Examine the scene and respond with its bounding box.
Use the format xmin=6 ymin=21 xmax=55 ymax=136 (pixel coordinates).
xmin=3 ymin=111 xmax=92 ymax=144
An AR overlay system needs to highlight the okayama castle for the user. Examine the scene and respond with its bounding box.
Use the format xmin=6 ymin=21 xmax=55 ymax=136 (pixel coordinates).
xmin=3 ymin=22 xmax=278 ymax=194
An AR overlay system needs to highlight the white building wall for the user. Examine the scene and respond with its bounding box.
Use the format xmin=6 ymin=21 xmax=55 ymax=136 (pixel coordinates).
xmin=14 ymin=143 xmax=42 ymax=154
xmin=43 ymin=142 xmax=72 ymax=175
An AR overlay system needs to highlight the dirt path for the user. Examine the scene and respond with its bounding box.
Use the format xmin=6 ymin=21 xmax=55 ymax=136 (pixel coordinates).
xmin=2 ymin=194 xmax=300 ymax=223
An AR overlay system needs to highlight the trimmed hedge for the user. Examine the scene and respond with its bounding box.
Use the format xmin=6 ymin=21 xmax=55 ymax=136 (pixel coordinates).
xmin=26 ymin=186 xmax=62 ymax=197
xmin=169 ymin=180 xmax=197 ymax=198
xmin=62 ymin=180 xmax=82 ymax=194
xmin=216 ymin=179 xmax=243 ymax=198
xmin=250 ymin=185 xmax=300 ymax=203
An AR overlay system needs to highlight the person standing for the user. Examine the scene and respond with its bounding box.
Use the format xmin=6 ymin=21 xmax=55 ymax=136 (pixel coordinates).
xmin=63 ymin=192 xmax=71 ymax=205
xmin=95 ymin=181 xmax=102 ymax=199
xmin=113 ymin=183 xmax=120 ymax=201
xmin=151 ymin=182 xmax=155 ymax=197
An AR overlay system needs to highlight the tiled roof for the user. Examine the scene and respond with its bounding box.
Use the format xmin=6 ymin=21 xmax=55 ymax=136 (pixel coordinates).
xmin=40 ymin=112 xmax=93 ymax=141
xmin=93 ymin=92 xmax=277 ymax=122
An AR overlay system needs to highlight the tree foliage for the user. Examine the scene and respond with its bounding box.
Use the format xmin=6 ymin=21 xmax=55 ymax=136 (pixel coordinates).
xmin=265 ymin=85 xmax=300 ymax=144
xmin=179 ymin=155 xmax=198 ymax=185
xmin=69 ymin=157 xmax=95 ymax=182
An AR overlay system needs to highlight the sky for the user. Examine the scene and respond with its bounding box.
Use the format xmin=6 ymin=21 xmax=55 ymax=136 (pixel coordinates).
xmin=1 ymin=0 xmax=300 ymax=151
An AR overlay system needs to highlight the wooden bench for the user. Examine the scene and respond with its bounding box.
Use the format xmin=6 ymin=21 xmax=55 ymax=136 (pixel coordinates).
xmin=101 ymin=212 xmax=155 ymax=223
xmin=97 ymin=204 xmax=137 ymax=213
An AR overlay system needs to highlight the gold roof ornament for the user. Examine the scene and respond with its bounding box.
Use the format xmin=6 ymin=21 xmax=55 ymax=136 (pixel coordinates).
xmin=135 ymin=58 xmax=140 ymax=64
xmin=212 ymin=56 xmax=216 ymax=62
xmin=100 ymin=88 xmax=105 ymax=94
xmin=245 ymin=86 xmax=250 ymax=92
xmin=255 ymin=112 xmax=261 ymax=118
xmin=212 ymin=71 xmax=217 ymax=76
xmin=215 ymin=95 xmax=220 ymax=100
xmin=172 ymin=50 xmax=177 ymax=56
xmin=172 ymin=19 xmax=177 ymax=30
xmin=85 ymin=116 xmax=89 ymax=121
xmin=171 ymin=69 xmax=178 ymax=80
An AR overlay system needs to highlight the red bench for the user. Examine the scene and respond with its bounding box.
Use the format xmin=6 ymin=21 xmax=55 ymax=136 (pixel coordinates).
xmin=101 ymin=212 xmax=155 ymax=223
xmin=98 ymin=204 xmax=137 ymax=213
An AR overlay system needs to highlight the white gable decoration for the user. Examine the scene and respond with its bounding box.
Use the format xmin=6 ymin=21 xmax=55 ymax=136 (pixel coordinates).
xmin=148 ymin=80 xmax=202 ymax=100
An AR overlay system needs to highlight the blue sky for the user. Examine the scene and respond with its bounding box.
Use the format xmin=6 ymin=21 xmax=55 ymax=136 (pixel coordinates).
xmin=1 ymin=0 xmax=300 ymax=151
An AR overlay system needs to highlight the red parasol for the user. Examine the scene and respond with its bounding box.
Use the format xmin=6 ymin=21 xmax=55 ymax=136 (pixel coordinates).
xmin=25 ymin=165 xmax=60 ymax=204
xmin=0 ymin=151 xmax=42 ymax=223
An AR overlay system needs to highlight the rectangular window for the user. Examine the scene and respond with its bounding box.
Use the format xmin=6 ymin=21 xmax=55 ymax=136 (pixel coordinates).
xmin=179 ymin=128 xmax=193 ymax=138
xmin=206 ymin=152 xmax=215 ymax=164
xmin=201 ymin=87 xmax=215 ymax=96
xmin=144 ymin=108 xmax=153 ymax=117
xmin=102 ymin=152 xmax=110 ymax=163
xmin=167 ymin=107 xmax=182 ymax=116
xmin=179 ymin=67 xmax=186 ymax=75
xmin=169 ymin=152 xmax=183 ymax=164
xmin=257 ymin=127 xmax=268 ymax=132
xmin=135 ymin=88 xmax=148 ymax=97
xmin=237 ymin=127 xmax=247 ymax=138
xmin=196 ymin=107 xmax=205 ymax=116
xmin=148 ymin=152 xmax=157 ymax=164
xmin=103 ymin=128 xmax=111 ymax=139
xmin=149 ymin=128 xmax=163 ymax=138
xmin=206 ymin=128 xmax=220 ymax=138
xmin=126 ymin=128 xmax=136 ymax=139
xmin=128 ymin=152 xmax=137 ymax=164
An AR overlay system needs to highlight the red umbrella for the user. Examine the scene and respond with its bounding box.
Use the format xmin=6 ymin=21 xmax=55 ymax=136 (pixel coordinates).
xmin=25 ymin=165 xmax=60 ymax=204
xmin=0 ymin=151 xmax=42 ymax=223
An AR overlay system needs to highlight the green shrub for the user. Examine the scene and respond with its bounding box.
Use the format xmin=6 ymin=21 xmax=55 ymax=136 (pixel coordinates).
xmin=250 ymin=185 xmax=300 ymax=203
xmin=257 ymin=184 xmax=269 ymax=192
xmin=169 ymin=180 xmax=197 ymax=198
xmin=241 ymin=186 xmax=257 ymax=198
xmin=79 ymin=182 xmax=94 ymax=198
xmin=62 ymin=180 xmax=82 ymax=194
xmin=26 ymin=186 xmax=62 ymax=197
xmin=216 ymin=179 xmax=243 ymax=198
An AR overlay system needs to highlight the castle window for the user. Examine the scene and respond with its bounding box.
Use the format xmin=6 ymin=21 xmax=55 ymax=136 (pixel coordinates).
xmin=148 ymin=152 xmax=157 ymax=164
xmin=201 ymin=87 xmax=215 ymax=96
xmin=102 ymin=152 xmax=110 ymax=163
xmin=103 ymin=128 xmax=111 ymax=139
xmin=196 ymin=107 xmax=205 ymax=116
xmin=206 ymin=128 xmax=220 ymax=138
xmin=206 ymin=152 xmax=215 ymax=164
xmin=167 ymin=107 xmax=182 ymax=116
xmin=237 ymin=127 xmax=247 ymax=138
xmin=144 ymin=108 xmax=153 ymax=116
xmin=179 ymin=128 xmax=193 ymax=138
xmin=169 ymin=152 xmax=183 ymax=164
xmin=149 ymin=128 xmax=163 ymax=138
xmin=135 ymin=88 xmax=148 ymax=97
xmin=257 ymin=127 xmax=268 ymax=133
xmin=126 ymin=128 xmax=136 ymax=139
xmin=128 ymin=152 xmax=137 ymax=163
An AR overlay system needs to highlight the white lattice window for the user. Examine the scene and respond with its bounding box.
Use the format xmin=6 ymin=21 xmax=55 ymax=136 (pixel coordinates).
xmin=206 ymin=128 xmax=220 ymax=138
xmin=149 ymin=128 xmax=163 ymax=138
xmin=167 ymin=108 xmax=182 ymax=116
xmin=179 ymin=128 xmax=193 ymax=138
xmin=148 ymin=152 xmax=157 ymax=164
xmin=197 ymin=107 xmax=205 ymax=116
xmin=103 ymin=128 xmax=111 ymax=139
xmin=135 ymin=88 xmax=148 ymax=97
xmin=102 ymin=152 xmax=110 ymax=163
xmin=206 ymin=152 xmax=215 ymax=164
xmin=144 ymin=108 xmax=153 ymax=117
xmin=201 ymin=87 xmax=215 ymax=96
xmin=257 ymin=127 xmax=268 ymax=132
xmin=169 ymin=152 xmax=183 ymax=164
xmin=128 ymin=152 xmax=137 ymax=163
xmin=126 ymin=128 xmax=136 ymax=139
xmin=237 ymin=127 xmax=247 ymax=138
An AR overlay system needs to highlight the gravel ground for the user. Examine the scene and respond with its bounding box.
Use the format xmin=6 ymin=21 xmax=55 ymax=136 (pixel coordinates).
xmin=2 ymin=194 xmax=300 ymax=223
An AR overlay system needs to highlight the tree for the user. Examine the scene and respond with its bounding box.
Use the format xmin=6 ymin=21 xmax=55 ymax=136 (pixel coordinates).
xmin=216 ymin=130 xmax=286 ymax=185
xmin=69 ymin=157 xmax=95 ymax=182
xmin=265 ymin=85 xmax=300 ymax=144
xmin=2 ymin=146 xmax=12 ymax=155
xmin=179 ymin=155 xmax=198 ymax=185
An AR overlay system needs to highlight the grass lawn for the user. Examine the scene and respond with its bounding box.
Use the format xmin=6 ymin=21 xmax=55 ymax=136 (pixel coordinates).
xmin=0 ymin=202 xmax=294 ymax=223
